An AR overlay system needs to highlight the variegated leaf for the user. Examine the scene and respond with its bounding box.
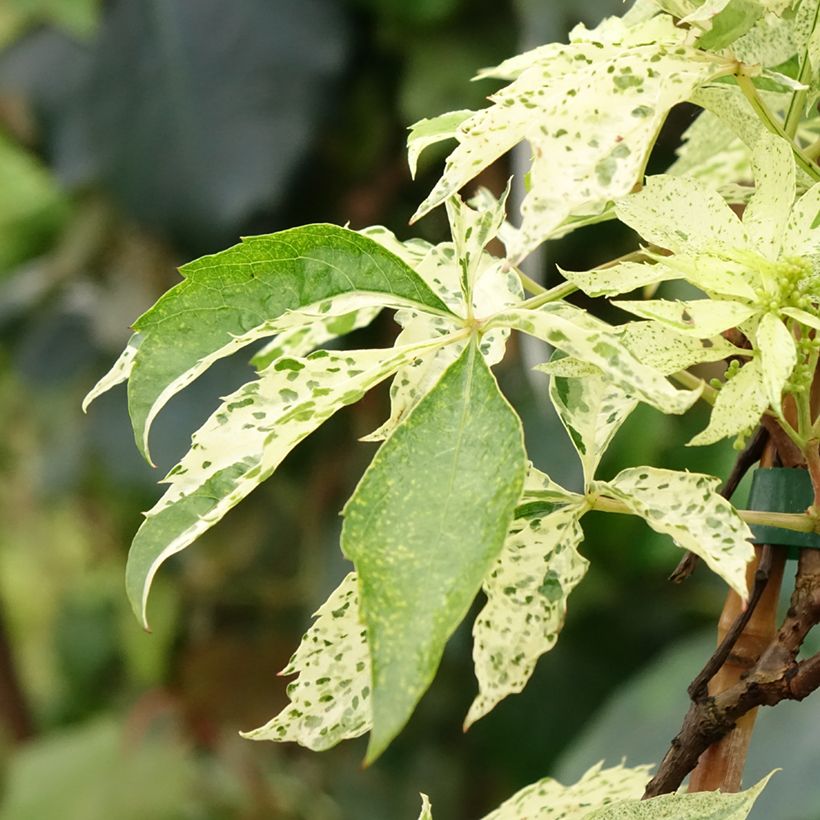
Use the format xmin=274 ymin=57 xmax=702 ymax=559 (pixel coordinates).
xmin=586 ymin=772 xmax=773 ymax=820
xmin=618 ymin=321 xmax=744 ymax=374
xmin=615 ymin=175 xmax=747 ymax=257
xmin=594 ymin=466 xmax=754 ymax=598
xmin=756 ymin=312 xmax=797 ymax=408
xmin=417 ymin=794 xmax=433 ymax=820
xmin=82 ymin=333 xmax=141 ymax=412
xmin=488 ymin=305 xmax=698 ymax=415
xmin=410 ymin=15 xmax=729 ymax=262
xmin=446 ymin=185 xmax=509 ymax=299
xmin=613 ymin=298 xmax=757 ymax=337
xmin=126 ymin=337 xmax=454 ymax=627
xmin=342 ymin=342 xmax=527 ymax=762
xmin=559 ymin=261 xmax=676 ymax=298
xmin=117 ymin=224 xmax=453 ymax=462
xmin=407 ymin=110 xmax=473 ymax=179
xmin=690 ymin=357 xmax=769 ymax=445
xmin=250 ymin=305 xmax=382 ymax=371
xmin=242 ymin=572 xmax=371 ymax=750
xmin=482 ymin=762 xmax=653 ymax=820
xmin=520 ymin=464 xmax=584 ymax=507
xmin=782 ymin=305 xmax=820 ymax=330
xmin=466 ymin=502 xmax=588 ymax=727
xmin=549 ymin=372 xmax=638 ymax=485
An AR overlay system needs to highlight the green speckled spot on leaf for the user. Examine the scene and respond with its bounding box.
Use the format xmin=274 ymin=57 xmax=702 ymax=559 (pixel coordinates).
xmin=341 ymin=342 xmax=526 ymax=762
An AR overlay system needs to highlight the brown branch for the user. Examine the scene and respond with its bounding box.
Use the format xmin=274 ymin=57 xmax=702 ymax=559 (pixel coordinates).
xmin=644 ymin=548 xmax=820 ymax=797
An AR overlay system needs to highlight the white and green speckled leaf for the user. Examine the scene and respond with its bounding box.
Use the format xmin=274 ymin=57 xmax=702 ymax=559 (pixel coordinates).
xmin=242 ymin=572 xmax=371 ymax=750
xmin=595 ymin=466 xmax=754 ymax=598
xmin=690 ymin=357 xmax=769 ymax=445
xmin=341 ymin=342 xmax=527 ymax=763
xmin=126 ymin=336 xmax=454 ymax=628
xmin=490 ymin=305 xmax=698 ymax=415
xmin=743 ymin=133 xmax=795 ymax=258
xmin=520 ymin=464 xmax=584 ymax=507
xmin=482 ymin=762 xmax=653 ymax=820
xmin=783 ymin=178 xmax=820 ymax=261
xmin=115 ymin=224 xmax=454 ymax=462
xmin=549 ymin=372 xmax=638 ymax=485
xmin=612 ymin=298 xmax=757 ymax=337
xmin=446 ymin=186 xmax=509 ymax=299
xmin=411 ymin=15 xmax=728 ymax=262
xmin=559 ymin=261 xmax=676 ymax=298
xmin=407 ymin=110 xmax=473 ymax=179
xmin=82 ymin=333 xmax=141 ymax=412
xmin=692 ymin=0 xmax=766 ymax=50
xmin=466 ymin=502 xmax=588 ymax=727
xmin=782 ymin=305 xmax=820 ymax=330
xmin=615 ymin=175 xmax=747 ymax=257
xmin=756 ymin=312 xmax=797 ymax=408
xmin=586 ymin=772 xmax=774 ymax=820
xmin=619 ymin=321 xmax=744 ymax=374
xmin=250 ymin=305 xmax=382 ymax=371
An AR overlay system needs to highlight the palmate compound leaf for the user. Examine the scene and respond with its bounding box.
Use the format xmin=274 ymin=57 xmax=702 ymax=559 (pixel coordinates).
xmin=242 ymin=572 xmax=371 ymax=751
xmin=593 ymin=467 xmax=754 ymax=598
xmin=125 ymin=335 xmax=459 ymax=628
xmin=89 ymin=224 xmax=454 ymax=462
xmin=409 ymin=14 xmax=731 ymax=263
xmin=465 ymin=501 xmax=589 ymax=728
xmin=341 ymin=341 xmax=527 ymax=763
xmin=361 ymin=219 xmax=522 ymax=442
xmin=487 ymin=305 xmax=699 ymax=415
xmin=586 ymin=772 xmax=774 ymax=820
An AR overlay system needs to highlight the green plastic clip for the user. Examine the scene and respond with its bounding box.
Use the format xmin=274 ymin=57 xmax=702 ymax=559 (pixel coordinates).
xmin=746 ymin=467 xmax=820 ymax=559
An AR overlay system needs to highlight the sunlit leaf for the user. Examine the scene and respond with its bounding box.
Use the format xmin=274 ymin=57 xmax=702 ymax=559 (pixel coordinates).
xmin=242 ymin=573 xmax=371 ymax=750
xmin=411 ymin=15 xmax=728 ymax=262
xmin=117 ymin=224 xmax=453 ymax=461
xmin=342 ymin=342 xmax=526 ymax=762
xmin=126 ymin=337 xmax=453 ymax=627
xmin=407 ymin=110 xmax=473 ymax=178
xmin=586 ymin=772 xmax=774 ymax=819
xmin=482 ymin=761 xmax=653 ymax=820
xmin=594 ymin=466 xmax=754 ymax=598
xmin=689 ymin=357 xmax=769 ymax=445
xmin=466 ymin=502 xmax=588 ymax=727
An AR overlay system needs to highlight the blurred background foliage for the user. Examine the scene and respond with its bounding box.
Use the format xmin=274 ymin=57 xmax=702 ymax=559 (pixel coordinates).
xmin=0 ymin=1 xmax=815 ymax=818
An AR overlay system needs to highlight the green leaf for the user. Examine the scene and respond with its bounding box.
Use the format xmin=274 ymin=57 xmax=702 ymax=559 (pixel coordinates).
xmin=82 ymin=334 xmax=142 ymax=412
xmin=586 ymin=772 xmax=774 ymax=819
xmin=411 ymin=15 xmax=728 ymax=262
xmin=612 ymin=298 xmax=758 ymax=337
xmin=250 ymin=306 xmax=382 ymax=371
xmin=756 ymin=312 xmax=797 ymax=408
xmin=242 ymin=573 xmax=371 ymax=750
xmin=341 ymin=342 xmax=527 ymax=762
xmin=466 ymin=502 xmax=588 ymax=727
xmin=121 ymin=224 xmax=453 ymax=462
xmin=594 ymin=466 xmax=754 ymax=598
xmin=126 ymin=338 xmax=452 ymax=627
xmin=695 ymin=0 xmax=765 ymax=50
xmin=417 ymin=794 xmax=433 ymax=820
xmin=482 ymin=762 xmax=652 ymax=820
xmin=690 ymin=357 xmax=769 ymax=445
xmin=491 ymin=305 xmax=698 ymax=415
xmin=549 ymin=372 xmax=638 ymax=485
xmin=407 ymin=110 xmax=473 ymax=178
